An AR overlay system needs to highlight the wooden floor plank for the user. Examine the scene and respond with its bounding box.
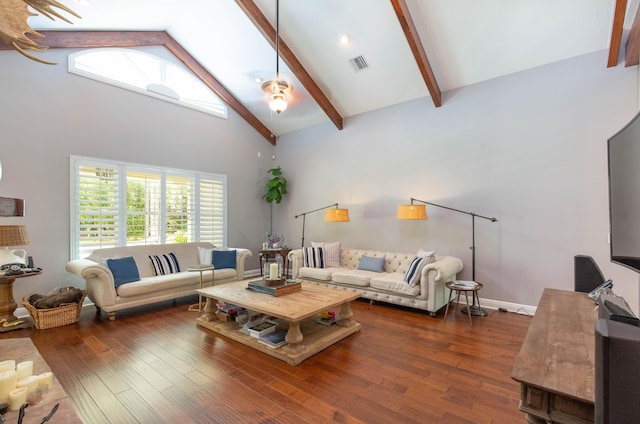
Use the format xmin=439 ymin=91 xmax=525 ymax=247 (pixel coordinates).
xmin=3 ymin=294 xmax=532 ymax=423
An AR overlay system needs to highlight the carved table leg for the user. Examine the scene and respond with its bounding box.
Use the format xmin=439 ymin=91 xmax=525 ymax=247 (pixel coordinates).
xmin=201 ymin=297 xmax=217 ymax=322
xmin=0 ymin=276 xmax=19 ymax=324
xmin=283 ymin=321 xmax=304 ymax=353
xmin=337 ymin=301 xmax=356 ymax=327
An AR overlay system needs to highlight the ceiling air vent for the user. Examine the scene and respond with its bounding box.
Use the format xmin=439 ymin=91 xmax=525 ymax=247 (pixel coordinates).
xmin=349 ymin=55 xmax=369 ymax=72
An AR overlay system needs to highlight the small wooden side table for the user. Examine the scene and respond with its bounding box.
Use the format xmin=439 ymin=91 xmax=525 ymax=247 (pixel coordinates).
xmin=188 ymin=265 xmax=214 ymax=312
xmin=0 ymin=269 xmax=42 ymax=332
xmin=259 ymin=248 xmax=292 ymax=279
xmin=444 ymin=281 xmax=484 ymax=325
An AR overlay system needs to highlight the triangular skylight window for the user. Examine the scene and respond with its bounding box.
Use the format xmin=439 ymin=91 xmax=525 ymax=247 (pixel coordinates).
xmin=68 ymin=48 xmax=227 ymax=119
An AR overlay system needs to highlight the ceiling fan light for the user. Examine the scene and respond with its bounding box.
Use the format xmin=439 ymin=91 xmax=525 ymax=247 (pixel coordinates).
xmin=269 ymin=95 xmax=288 ymax=113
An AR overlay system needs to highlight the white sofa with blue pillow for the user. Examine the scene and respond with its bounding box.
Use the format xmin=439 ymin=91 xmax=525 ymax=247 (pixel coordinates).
xmin=65 ymin=242 xmax=252 ymax=320
xmin=288 ymin=244 xmax=463 ymax=316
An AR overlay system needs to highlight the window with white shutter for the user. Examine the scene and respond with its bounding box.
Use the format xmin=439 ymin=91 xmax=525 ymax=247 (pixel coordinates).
xmin=70 ymin=156 xmax=226 ymax=259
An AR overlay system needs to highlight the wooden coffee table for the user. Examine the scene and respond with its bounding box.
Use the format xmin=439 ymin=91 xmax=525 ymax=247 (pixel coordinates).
xmin=196 ymin=281 xmax=361 ymax=365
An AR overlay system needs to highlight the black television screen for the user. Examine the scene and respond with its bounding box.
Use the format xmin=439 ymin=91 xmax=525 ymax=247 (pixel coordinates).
xmin=608 ymin=111 xmax=640 ymax=273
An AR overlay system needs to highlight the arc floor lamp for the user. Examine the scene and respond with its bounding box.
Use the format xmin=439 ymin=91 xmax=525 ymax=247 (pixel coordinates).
xmin=295 ymin=203 xmax=349 ymax=247
xmin=397 ymin=198 xmax=497 ymax=316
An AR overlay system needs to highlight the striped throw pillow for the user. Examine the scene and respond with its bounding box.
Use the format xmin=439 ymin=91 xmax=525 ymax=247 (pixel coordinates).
xmin=312 ymin=241 xmax=341 ymax=267
xmin=149 ymin=252 xmax=181 ymax=276
xmin=303 ymin=247 xmax=324 ymax=268
xmin=404 ymin=253 xmax=435 ymax=286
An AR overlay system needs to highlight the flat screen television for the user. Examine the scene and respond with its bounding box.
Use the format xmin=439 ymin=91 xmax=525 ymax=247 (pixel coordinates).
xmin=608 ymin=111 xmax=640 ymax=273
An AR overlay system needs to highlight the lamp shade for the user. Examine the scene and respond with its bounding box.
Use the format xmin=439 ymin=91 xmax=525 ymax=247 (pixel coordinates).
xmin=397 ymin=204 xmax=428 ymax=220
xmin=0 ymin=225 xmax=30 ymax=247
xmin=324 ymin=208 xmax=350 ymax=222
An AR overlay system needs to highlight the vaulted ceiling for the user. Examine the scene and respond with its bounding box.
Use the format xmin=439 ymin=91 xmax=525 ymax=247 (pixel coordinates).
xmin=3 ymin=0 xmax=639 ymax=145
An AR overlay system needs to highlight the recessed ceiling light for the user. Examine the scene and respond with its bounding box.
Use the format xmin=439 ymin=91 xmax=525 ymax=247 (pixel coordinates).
xmin=339 ymin=34 xmax=349 ymax=45
xmin=255 ymin=77 xmax=263 ymax=84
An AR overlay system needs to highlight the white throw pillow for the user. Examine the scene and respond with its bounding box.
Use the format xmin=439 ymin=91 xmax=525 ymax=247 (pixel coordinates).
xmin=198 ymin=247 xmax=214 ymax=265
xmin=311 ymin=241 xmax=341 ymax=267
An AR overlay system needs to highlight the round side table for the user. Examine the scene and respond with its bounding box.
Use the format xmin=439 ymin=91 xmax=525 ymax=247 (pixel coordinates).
xmin=444 ymin=281 xmax=484 ymax=325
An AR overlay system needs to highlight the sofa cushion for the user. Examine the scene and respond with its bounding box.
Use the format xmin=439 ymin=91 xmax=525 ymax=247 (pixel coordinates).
xmin=303 ymin=247 xmax=324 ymax=268
xmin=117 ymin=271 xmax=198 ymax=297
xmin=107 ymin=256 xmax=140 ymax=288
xmin=331 ymin=269 xmax=378 ymax=287
xmin=371 ymin=273 xmax=421 ymax=296
xmin=357 ymin=255 xmax=385 ymax=272
xmin=212 ymin=249 xmax=236 ymax=269
xmin=149 ymin=252 xmax=181 ymax=276
xmin=311 ymin=241 xmax=341 ymax=267
xmin=299 ymin=266 xmax=334 ymax=281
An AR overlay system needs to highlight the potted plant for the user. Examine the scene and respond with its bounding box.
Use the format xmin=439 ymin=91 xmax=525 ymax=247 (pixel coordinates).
xmin=263 ymin=166 xmax=288 ymax=235
xmin=263 ymin=166 xmax=287 ymax=204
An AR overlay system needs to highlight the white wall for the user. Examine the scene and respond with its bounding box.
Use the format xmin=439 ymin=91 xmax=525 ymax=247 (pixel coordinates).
xmin=273 ymin=50 xmax=640 ymax=312
xmin=0 ymin=47 xmax=275 ymax=304
xmin=2 ymin=46 xmax=638 ymax=314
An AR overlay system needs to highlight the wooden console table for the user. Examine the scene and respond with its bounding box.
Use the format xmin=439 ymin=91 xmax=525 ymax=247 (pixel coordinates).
xmin=511 ymin=288 xmax=596 ymax=424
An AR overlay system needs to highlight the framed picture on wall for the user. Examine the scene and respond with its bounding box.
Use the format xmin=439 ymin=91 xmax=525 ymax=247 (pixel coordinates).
xmin=0 ymin=197 xmax=25 ymax=217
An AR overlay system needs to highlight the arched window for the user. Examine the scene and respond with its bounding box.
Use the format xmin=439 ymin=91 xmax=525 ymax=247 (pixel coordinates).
xmin=68 ymin=48 xmax=227 ymax=119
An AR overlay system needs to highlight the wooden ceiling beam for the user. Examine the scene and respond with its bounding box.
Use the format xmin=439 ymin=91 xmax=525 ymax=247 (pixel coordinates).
xmin=235 ymin=0 xmax=343 ymax=130
xmin=390 ymin=0 xmax=442 ymax=107
xmin=0 ymin=30 xmax=277 ymax=145
xmin=625 ymin=2 xmax=640 ymax=66
xmin=608 ymin=0 xmax=628 ymax=67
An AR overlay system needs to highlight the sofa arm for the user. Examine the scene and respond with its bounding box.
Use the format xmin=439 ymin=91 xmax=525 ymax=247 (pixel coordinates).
xmin=288 ymin=249 xmax=304 ymax=278
xmin=66 ymin=258 xmax=117 ymax=310
xmin=422 ymin=255 xmax=464 ymax=284
xmin=232 ymin=248 xmax=253 ymax=280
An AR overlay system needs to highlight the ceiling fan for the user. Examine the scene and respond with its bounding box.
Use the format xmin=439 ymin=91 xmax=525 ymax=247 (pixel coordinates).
xmin=261 ymin=0 xmax=293 ymax=113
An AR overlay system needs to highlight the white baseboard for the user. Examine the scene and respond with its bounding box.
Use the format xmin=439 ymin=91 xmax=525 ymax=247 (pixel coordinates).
xmin=479 ymin=297 xmax=536 ymax=316
xmin=14 ymin=283 xmax=537 ymax=319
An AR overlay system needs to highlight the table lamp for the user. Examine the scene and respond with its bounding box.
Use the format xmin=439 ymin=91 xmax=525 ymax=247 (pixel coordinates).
xmin=0 ymin=225 xmax=30 ymax=267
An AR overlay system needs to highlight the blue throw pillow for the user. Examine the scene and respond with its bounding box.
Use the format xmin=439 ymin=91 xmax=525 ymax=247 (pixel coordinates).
xmin=212 ymin=249 xmax=236 ymax=269
xmin=357 ymin=255 xmax=385 ymax=272
xmin=106 ymin=256 xmax=140 ymax=288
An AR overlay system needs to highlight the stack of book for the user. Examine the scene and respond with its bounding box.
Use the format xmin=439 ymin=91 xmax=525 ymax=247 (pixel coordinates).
xmin=247 ymin=321 xmax=277 ymax=338
xmin=451 ymin=280 xmax=479 ymax=289
xmin=247 ymin=280 xmax=301 ymax=296
xmin=258 ymin=329 xmax=287 ymax=348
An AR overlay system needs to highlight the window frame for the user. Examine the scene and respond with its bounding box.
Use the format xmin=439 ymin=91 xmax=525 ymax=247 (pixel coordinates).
xmin=68 ymin=48 xmax=229 ymax=119
xmin=70 ymin=155 xmax=227 ymax=259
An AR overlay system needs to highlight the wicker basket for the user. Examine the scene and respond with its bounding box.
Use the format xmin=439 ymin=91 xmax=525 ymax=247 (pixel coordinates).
xmin=22 ymin=291 xmax=86 ymax=329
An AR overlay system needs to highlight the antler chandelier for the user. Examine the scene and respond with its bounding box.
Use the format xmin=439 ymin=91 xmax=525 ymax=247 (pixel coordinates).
xmin=0 ymin=0 xmax=80 ymax=65
xmin=261 ymin=0 xmax=292 ymax=113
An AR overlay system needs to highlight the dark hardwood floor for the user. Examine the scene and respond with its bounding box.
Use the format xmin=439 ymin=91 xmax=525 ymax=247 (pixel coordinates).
xmin=2 ymin=295 xmax=531 ymax=423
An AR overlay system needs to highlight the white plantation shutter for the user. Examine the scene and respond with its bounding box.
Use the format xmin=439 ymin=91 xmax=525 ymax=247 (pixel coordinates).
xmin=198 ymin=177 xmax=225 ymax=247
xmin=71 ymin=156 xmax=227 ymax=259
xmin=126 ymin=171 xmax=162 ymax=245
xmin=165 ymin=174 xmax=195 ymax=243
xmin=73 ymin=161 xmax=120 ymax=258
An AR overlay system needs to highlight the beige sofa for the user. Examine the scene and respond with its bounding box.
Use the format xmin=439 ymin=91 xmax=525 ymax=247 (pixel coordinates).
xmin=289 ymin=248 xmax=463 ymax=316
xmin=66 ymin=242 xmax=252 ymax=320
